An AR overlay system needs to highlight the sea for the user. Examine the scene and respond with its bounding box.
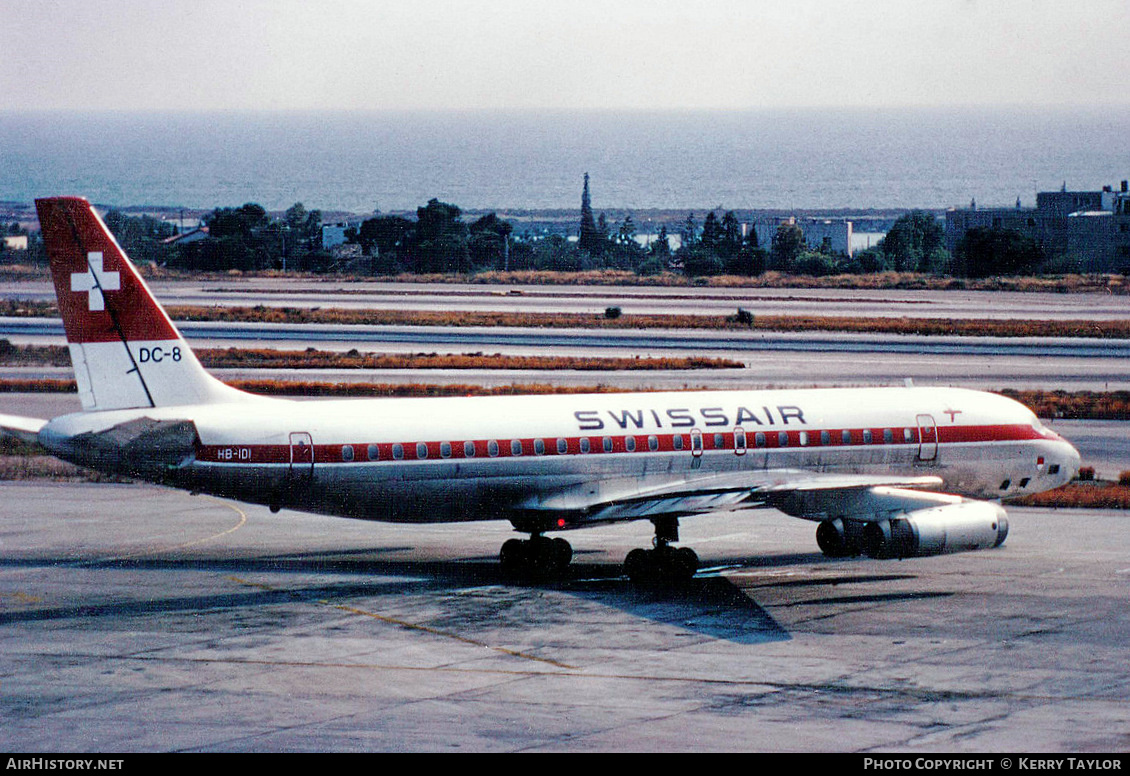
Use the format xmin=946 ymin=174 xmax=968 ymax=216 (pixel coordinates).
xmin=2 ymin=107 xmax=1128 ymax=214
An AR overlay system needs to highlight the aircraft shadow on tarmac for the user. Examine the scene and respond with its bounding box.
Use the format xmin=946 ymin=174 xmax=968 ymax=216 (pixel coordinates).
xmin=0 ymin=550 xmax=947 ymax=646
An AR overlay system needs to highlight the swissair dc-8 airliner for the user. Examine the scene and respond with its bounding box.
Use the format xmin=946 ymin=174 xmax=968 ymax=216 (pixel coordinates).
xmin=0 ymin=197 xmax=1081 ymax=581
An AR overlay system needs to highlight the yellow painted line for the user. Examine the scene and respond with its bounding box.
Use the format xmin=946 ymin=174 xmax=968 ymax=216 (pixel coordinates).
xmin=91 ymin=498 xmax=247 ymax=564
xmin=227 ymin=574 xmax=576 ymax=670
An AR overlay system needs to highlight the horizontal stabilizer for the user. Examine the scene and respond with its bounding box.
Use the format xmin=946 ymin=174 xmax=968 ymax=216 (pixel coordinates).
xmin=0 ymin=413 xmax=47 ymax=444
xmin=40 ymin=416 xmax=199 ymax=474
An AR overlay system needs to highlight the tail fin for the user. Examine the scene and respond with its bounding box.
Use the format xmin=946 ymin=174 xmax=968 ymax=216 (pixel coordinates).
xmin=36 ymin=197 xmax=247 ymax=411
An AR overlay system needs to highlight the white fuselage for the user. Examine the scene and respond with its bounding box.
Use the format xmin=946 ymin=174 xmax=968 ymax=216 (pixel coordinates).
xmin=39 ymin=385 xmax=1080 ymax=527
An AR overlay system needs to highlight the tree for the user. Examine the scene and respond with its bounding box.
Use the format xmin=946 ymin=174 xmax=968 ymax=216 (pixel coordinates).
xmin=594 ymin=212 xmax=611 ymax=254
xmin=284 ymin=202 xmax=322 ymax=245
xmin=414 ymin=199 xmax=470 ymax=273
xmin=954 ymin=227 xmax=1043 ymax=277
xmin=879 ymin=211 xmax=944 ymax=272
xmin=616 ymin=214 xmax=637 ymax=246
xmin=469 ymin=213 xmax=513 ymax=269
xmin=196 ymin=203 xmax=274 ymax=271
xmin=681 ymin=213 xmax=698 ymax=248
xmin=103 ymin=210 xmax=177 ymax=265
xmin=770 ymin=222 xmax=805 ymax=271
xmin=700 ymin=211 xmax=721 ymax=254
xmin=727 ymin=236 xmax=767 ymax=276
xmin=681 ymin=243 xmax=724 ymax=277
xmin=358 ymin=215 xmax=415 ymax=271
xmin=650 ymin=225 xmax=671 ymax=259
xmin=719 ymin=211 xmax=743 ymax=260
xmin=578 ymin=173 xmax=603 ymax=255
xmin=206 ymin=203 xmax=269 ymax=240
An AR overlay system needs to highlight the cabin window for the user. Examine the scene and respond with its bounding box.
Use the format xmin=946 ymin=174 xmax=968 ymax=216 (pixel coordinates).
xmin=368 ymin=443 xmax=380 ymax=461
xmin=883 ymin=429 xmax=894 ymax=444
xmin=648 ymin=435 xmax=659 ymax=452
xmin=464 ymin=440 xmax=476 ymax=457
xmin=341 ymin=445 xmax=354 ymax=462
xmin=755 ymin=432 xmax=766 ymax=448
xmin=903 ymin=428 xmax=915 ymax=443
xmin=488 ymin=440 xmax=500 ymax=457
xmin=580 ymin=438 xmax=591 ymax=453
xmin=673 ymin=435 xmax=684 ymax=451
xmin=556 ymin=438 xmax=568 ymax=454
xmin=862 ymin=429 xmax=873 ymax=444
xmin=625 ymin=436 xmax=636 ymax=452
xmin=842 ymin=429 xmax=852 ymax=444
xmin=734 ymin=428 xmax=746 ymax=453
xmin=602 ymin=437 xmax=613 ymax=453
xmin=416 ymin=442 xmax=428 ymax=459
xmin=440 ymin=441 xmax=452 ymax=459
xmin=820 ymin=430 xmax=831 ymax=445
xmin=798 ymin=432 xmax=808 ymax=447
xmin=534 ymin=439 xmax=545 ymax=455
xmin=511 ymin=439 xmax=523 ymax=456
xmin=392 ymin=444 xmax=404 ymax=460
xmin=778 ymin=431 xmax=788 ymax=447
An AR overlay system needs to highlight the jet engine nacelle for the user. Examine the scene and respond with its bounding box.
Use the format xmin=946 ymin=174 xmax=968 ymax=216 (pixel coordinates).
xmin=862 ymin=501 xmax=1009 ymax=559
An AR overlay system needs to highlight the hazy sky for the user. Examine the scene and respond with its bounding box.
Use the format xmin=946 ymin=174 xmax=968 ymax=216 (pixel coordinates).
xmin=5 ymin=0 xmax=1128 ymax=111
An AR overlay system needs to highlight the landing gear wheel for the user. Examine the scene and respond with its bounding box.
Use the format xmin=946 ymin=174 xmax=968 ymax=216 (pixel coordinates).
xmin=550 ymin=537 xmax=573 ymax=568
xmin=624 ymin=517 xmax=699 ymax=584
xmin=624 ymin=545 xmax=699 ymax=584
xmin=625 ymin=548 xmax=650 ymax=582
xmin=500 ymin=538 xmax=526 ymax=573
xmin=499 ymin=535 xmax=573 ymax=577
xmin=674 ymin=546 xmax=699 ymax=580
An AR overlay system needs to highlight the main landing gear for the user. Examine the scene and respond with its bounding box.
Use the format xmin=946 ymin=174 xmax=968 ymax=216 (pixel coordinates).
xmin=498 ymin=516 xmax=699 ymax=583
xmin=623 ymin=517 xmax=699 ymax=584
xmin=499 ymin=533 xmax=573 ymax=576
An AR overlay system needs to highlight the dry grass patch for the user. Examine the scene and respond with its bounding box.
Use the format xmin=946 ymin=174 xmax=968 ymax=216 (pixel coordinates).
xmin=1011 ymin=481 xmax=1130 ymax=509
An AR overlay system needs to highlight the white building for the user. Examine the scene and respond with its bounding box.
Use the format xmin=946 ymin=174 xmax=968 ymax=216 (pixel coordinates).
xmin=321 ymin=222 xmax=359 ymax=250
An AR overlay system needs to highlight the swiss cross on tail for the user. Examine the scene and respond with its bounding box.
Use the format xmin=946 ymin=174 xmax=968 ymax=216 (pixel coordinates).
xmin=70 ymin=252 xmax=121 ymax=311
xmin=36 ymin=197 xmax=179 ymax=344
xmin=35 ymin=196 xmax=245 ymax=411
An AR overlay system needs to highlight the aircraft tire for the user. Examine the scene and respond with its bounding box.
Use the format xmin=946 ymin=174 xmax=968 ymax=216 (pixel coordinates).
xmin=674 ymin=547 xmax=699 ymax=580
xmin=550 ymin=537 xmax=573 ymax=569
xmin=500 ymin=538 xmax=527 ymax=573
xmin=625 ymin=548 xmax=650 ymax=582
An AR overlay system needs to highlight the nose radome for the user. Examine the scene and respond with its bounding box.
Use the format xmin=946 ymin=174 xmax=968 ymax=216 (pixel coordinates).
xmin=1062 ymin=443 xmax=1082 ymax=482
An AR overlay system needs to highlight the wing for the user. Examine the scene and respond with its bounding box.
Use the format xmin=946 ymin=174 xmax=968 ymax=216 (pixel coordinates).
xmin=511 ymin=469 xmax=946 ymax=527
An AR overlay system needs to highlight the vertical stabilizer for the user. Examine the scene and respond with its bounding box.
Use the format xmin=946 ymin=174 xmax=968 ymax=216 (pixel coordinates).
xmin=36 ymin=197 xmax=249 ymax=411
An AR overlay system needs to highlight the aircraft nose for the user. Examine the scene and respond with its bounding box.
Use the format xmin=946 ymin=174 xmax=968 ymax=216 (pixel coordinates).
xmin=1060 ymin=441 xmax=1082 ymax=483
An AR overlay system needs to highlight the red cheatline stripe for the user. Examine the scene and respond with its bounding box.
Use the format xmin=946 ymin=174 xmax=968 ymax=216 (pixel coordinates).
xmin=194 ymin=423 xmax=1047 ymax=465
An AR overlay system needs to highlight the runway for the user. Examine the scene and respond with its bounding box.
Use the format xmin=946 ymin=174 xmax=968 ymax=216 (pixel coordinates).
xmin=0 ymin=482 xmax=1127 ymax=752
xmin=5 ymin=318 xmax=1130 ymax=359
xmin=5 ymin=279 xmax=1130 ymax=320
xmin=5 ymin=330 xmax=1130 ymax=395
